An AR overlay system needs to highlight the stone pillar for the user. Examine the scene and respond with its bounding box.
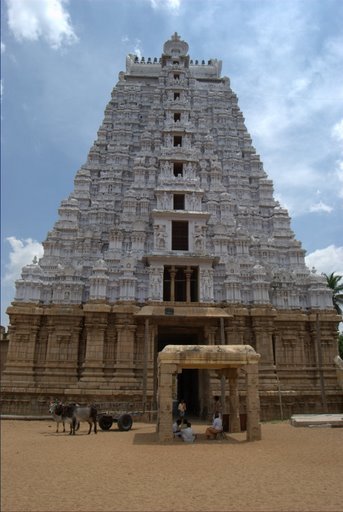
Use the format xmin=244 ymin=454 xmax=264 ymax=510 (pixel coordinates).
xmin=251 ymin=310 xmax=277 ymax=389
xmin=253 ymin=325 xmax=274 ymax=366
xmin=226 ymin=314 xmax=247 ymax=345
xmin=246 ymin=363 xmax=262 ymax=441
xmin=79 ymin=304 xmax=110 ymax=385
xmin=205 ymin=326 xmax=217 ymax=345
xmin=80 ymin=325 xmax=106 ymax=384
xmin=112 ymin=321 xmax=137 ymax=388
xmin=3 ymin=305 xmax=40 ymax=387
xmin=157 ymin=362 xmax=178 ymax=442
xmin=43 ymin=314 xmax=82 ymax=386
xmin=206 ymin=326 xmax=219 ymax=393
xmin=152 ymin=325 xmax=158 ymax=411
xmin=185 ymin=266 xmax=193 ymax=303
xmin=1 ymin=313 xmax=41 ymax=386
xmin=225 ymin=368 xmax=240 ymax=432
xmin=170 ymin=267 xmax=176 ymax=302
xmin=142 ymin=319 xmax=149 ymax=412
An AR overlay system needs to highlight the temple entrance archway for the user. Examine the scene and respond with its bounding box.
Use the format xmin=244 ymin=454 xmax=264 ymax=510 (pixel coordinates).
xmin=157 ymin=326 xmax=202 ymax=415
xmin=136 ymin=305 xmax=233 ymax=416
xmin=157 ymin=344 xmax=262 ymax=442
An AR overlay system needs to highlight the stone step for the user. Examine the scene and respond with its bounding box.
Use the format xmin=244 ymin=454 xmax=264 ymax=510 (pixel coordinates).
xmin=290 ymin=414 xmax=343 ymax=427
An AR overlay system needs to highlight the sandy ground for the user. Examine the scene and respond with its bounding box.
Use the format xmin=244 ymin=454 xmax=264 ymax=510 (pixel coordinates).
xmin=1 ymin=419 xmax=342 ymax=512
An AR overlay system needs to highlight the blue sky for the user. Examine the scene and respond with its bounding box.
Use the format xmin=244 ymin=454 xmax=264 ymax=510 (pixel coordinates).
xmin=1 ymin=0 xmax=343 ymax=327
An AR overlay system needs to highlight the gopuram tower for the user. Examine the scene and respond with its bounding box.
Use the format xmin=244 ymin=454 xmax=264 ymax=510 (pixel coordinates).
xmin=2 ymin=34 xmax=341 ymax=418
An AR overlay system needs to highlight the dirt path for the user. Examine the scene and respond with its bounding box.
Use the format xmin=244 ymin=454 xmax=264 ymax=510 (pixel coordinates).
xmin=1 ymin=420 xmax=342 ymax=512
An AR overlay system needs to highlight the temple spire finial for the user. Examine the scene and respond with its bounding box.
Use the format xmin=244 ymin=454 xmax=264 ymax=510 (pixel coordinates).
xmin=163 ymin=33 xmax=188 ymax=57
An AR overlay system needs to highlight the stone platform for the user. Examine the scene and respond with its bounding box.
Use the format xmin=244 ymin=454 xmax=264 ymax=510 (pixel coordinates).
xmin=290 ymin=414 xmax=343 ymax=427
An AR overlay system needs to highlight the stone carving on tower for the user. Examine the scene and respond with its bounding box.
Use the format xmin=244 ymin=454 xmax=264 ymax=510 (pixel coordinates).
xmin=2 ymin=33 xmax=341 ymax=418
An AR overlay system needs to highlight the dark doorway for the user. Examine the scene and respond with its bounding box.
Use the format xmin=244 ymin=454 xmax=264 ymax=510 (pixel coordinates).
xmin=177 ymin=369 xmax=199 ymax=416
xmin=158 ymin=328 xmax=201 ymax=416
xmin=173 ymin=194 xmax=185 ymax=210
xmin=172 ymin=221 xmax=188 ymax=250
xmin=158 ymin=329 xmax=198 ymax=351
xmin=173 ymin=162 xmax=183 ymax=177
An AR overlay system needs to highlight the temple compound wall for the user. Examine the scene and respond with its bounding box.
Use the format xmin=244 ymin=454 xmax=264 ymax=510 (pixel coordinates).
xmin=1 ymin=34 xmax=342 ymax=418
xmin=1 ymin=302 xmax=341 ymax=419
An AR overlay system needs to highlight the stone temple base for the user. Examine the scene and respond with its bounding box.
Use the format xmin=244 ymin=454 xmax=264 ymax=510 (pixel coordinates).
xmin=1 ymin=302 xmax=342 ymax=419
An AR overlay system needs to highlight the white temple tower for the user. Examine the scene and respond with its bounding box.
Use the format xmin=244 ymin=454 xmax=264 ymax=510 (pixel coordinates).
xmin=2 ymin=34 xmax=341 ymax=418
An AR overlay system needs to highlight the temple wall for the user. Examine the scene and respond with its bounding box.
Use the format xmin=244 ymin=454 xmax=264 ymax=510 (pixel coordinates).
xmin=1 ymin=302 xmax=341 ymax=418
xmin=0 ymin=326 xmax=9 ymax=374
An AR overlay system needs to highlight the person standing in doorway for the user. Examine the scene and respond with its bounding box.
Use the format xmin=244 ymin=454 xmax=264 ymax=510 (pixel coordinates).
xmin=178 ymin=399 xmax=186 ymax=423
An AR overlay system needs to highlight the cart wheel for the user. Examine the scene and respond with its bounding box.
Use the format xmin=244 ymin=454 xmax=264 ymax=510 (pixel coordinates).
xmin=117 ymin=414 xmax=133 ymax=431
xmin=99 ymin=415 xmax=113 ymax=431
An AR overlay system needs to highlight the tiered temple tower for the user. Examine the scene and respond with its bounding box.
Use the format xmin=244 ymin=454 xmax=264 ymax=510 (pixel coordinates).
xmin=2 ymin=34 xmax=341 ymax=418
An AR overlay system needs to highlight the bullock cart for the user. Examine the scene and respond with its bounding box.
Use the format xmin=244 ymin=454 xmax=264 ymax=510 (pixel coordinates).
xmin=97 ymin=410 xmax=133 ymax=431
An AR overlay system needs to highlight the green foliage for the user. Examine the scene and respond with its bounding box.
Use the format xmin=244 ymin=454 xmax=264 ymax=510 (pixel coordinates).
xmin=323 ymin=274 xmax=343 ymax=357
xmin=339 ymin=333 xmax=343 ymax=359
xmin=323 ymin=272 xmax=343 ymax=315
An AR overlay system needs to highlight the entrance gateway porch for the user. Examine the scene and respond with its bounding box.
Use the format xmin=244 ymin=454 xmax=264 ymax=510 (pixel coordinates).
xmin=136 ymin=304 xmax=234 ymax=417
xmin=137 ymin=305 xmax=262 ymax=432
xmin=157 ymin=345 xmax=261 ymax=442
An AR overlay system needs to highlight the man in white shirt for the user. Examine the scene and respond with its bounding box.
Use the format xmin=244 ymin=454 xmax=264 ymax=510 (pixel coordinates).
xmin=205 ymin=413 xmax=223 ymax=439
xmin=181 ymin=421 xmax=196 ymax=443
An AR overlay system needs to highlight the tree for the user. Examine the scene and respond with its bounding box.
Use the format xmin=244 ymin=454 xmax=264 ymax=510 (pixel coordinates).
xmin=323 ymin=272 xmax=343 ymax=315
xmin=339 ymin=333 xmax=343 ymax=359
xmin=323 ymin=272 xmax=343 ymax=358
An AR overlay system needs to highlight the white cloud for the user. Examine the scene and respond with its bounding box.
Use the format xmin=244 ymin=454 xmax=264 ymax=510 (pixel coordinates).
xmin=150 ymin=0 xmax=181 ymax=12
xmin=332 ymin=119 xmax=343 ymax=198
xmin=1 ymin=41 xmax=5 ymax=53
xmin=3 ymin=237 xmax=44 ymax=285
xmin=309 ymin=201 xmax=333 ymax=213
xmin=336 ymin=161 xmax=343 ymax=199
xmin=6 ymin=0 xmax=78 ymax=49
xmin=133 ymin=39 xmax=143 ymax=60
xmin=122 ymin=36 xmax=143 ymax=60
xmin=288 ymin=77 xmax=311 ymax=98
xmin=332 ymin=119 xmax=343 ymax=143
xmin=305 ymin=245 xmax=343 ymax=276
xmin=231 ymin=9 xmax=343 ymax=219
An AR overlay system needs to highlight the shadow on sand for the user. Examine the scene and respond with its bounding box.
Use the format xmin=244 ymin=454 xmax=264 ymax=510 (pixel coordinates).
xmin=133 ymin=431 xmax=245 ymax=445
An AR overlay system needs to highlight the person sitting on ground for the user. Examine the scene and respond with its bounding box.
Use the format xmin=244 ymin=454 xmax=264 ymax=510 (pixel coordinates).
xmin=173 ymin=418 xmax=182 ymax=438
xmin=205 ymin=412 xmax=223 ymax=439
xmin=181 ymin=421 xmax=196 ymax=443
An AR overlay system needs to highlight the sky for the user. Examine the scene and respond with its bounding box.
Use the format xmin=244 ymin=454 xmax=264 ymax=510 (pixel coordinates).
xmin=1 ymin=0 xmax=343 ymax=328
